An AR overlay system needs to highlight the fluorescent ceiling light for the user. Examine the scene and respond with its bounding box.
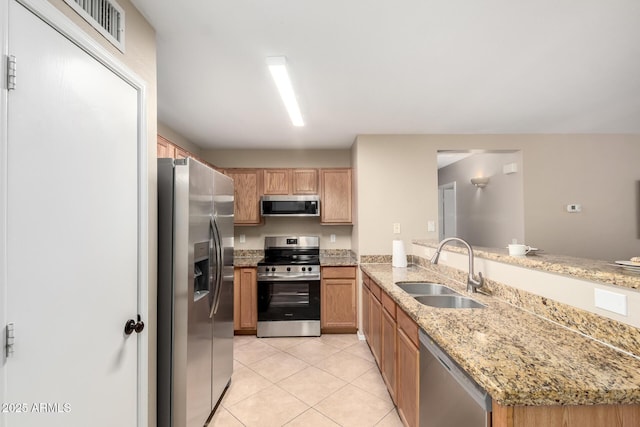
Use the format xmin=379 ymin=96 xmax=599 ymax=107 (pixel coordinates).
xmin=266 ymin=56 xmax=304 ymax=127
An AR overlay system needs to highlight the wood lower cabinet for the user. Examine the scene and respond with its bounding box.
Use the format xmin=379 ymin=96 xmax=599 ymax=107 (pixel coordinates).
xmin=492 ymin=402 xmax=640 ymax=427
xmin=362 ymin=271 xmax=418 ymax=427
xmin=396 ymin=308 xmax=419 ymax=427
xmin=321 ymin=266 xmax=357 ymax=333
xmin=320 ymin=168 xmax=352 ymax=224
xmin=362 ymin=277 xmax=371 ymax=342
xmin=225 ymin=169 xmax=262 ymax=225
xmin=369 ymin=281 xmax=382 ymax=366
xmin=381 ymin=293 xmax=397 ymax=404
xmin=234 ymin=267 xmax=257 ymax=333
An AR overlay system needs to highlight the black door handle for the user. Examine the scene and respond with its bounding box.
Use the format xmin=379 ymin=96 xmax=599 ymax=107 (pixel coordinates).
xmin=124 ymin=315 xmax=144 ymax=335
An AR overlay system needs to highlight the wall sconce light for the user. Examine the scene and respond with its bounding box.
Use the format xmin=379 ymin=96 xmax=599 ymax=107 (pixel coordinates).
xmin=470 ymin=177 xmax=489 ymax=188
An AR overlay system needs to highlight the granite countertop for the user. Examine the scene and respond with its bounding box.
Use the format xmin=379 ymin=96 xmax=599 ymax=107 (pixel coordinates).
xmin=319 ymin=255 xmax=358 ymax=266
xmin=413 ymin=240 xmax=640 ymax=290
xmin=233 ymin=255 xmax=263 ymax=267
xmin=360 ymin=262 xmax=640 ymax=407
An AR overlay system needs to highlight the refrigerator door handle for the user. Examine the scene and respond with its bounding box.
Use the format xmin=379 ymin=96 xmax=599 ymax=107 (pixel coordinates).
xmin=209 ymin=215 xmax=224 ymax=317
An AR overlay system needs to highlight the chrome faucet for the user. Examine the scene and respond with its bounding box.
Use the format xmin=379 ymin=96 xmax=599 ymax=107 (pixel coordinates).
xmin=430 ymin=237 xmax=484 ymax=293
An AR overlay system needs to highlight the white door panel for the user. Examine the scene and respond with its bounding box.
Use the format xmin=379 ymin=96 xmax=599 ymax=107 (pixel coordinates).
xmin=4 ymin=1 xmax=140 ymax=426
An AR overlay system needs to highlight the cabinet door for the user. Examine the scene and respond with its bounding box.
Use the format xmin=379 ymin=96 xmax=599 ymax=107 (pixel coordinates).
xmin=321 ymin=266 xmax=357 ymax=332
xmin=292 ymin=169 xmax=318 ymax=194
xmin=397 ymin=322 xmax=420 ymax=427
xmin=320 ymin=168 xmax=352 ymax=224
xmin=381 ymin=303 xmax=397 ymax=403
xmin=234 ymin=267 xmax=257 ymax=331
xmin=263 ymin=169 xmax=290 ymax=195
xmin=370 ymin=292 xmax=382 ymax=367
xmin=362 ymin=283 xmax=371 ymax=342
xmin=157 ymin=135 xmax=175 ymax=159
xmin=174 ymin=146 xmax=188 ymax=159
xmin=226 ymin=169 xmax=262 ymax=225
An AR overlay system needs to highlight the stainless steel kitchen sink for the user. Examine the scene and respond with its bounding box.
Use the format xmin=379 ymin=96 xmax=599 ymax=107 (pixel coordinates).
xmin=414 ymin=295 xmax=486 ymax=309
xmin=396 ymin=282 xmax=459 ymax=296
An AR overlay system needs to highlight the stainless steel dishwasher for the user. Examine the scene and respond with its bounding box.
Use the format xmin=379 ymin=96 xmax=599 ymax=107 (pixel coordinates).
xmin=419 ymin=330 xmax=492 ymax=427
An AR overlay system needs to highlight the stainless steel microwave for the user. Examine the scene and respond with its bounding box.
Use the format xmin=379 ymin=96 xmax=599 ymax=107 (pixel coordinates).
xmin=260 ymin=195 xmax=320 ymax=217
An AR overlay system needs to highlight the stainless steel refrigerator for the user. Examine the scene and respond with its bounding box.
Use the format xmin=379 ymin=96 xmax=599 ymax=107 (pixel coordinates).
xmin=157 ymin=158 xmax=234 ymax=427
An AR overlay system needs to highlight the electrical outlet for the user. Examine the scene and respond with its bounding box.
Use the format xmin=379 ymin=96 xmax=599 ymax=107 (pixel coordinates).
xmin=239 ymin=234 xmax=246 ymax=243
xmin=393 ymin=223 xmax=401 ymax=234
xmin=330 ymin=234 xmax=336 ymax=243
xmin=594 ymin=288 xmax=627 ymax=315
xmin=427 ymin=221 xmax=435 ymax=232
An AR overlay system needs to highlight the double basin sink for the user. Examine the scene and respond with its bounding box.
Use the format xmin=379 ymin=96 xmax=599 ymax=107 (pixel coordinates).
xmin=396 ymin=282 xmax=485 ymax=309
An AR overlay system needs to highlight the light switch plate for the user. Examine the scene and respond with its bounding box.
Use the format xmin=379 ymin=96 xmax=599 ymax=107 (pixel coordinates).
xmin=594 ymin=288 xmax=627 ymax=315
xmin=393 ymin=223 xmax=401 ymax=234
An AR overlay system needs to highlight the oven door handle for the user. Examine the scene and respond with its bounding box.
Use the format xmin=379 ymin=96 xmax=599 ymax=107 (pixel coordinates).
xmin=258 ymin=274 xmax=320 ymax=281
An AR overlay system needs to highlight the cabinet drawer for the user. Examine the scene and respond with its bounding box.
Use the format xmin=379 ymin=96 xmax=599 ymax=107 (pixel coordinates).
xmin=381 ymin=292 xmax=396 ymax=319
xmin=370 ymin=280 xmax=382 ymax=300
xmin=362 ymin=273 xmax=371 ymax=289
xmin=397 ymin=308 xmax=419 ymax=348
xmin=322 ymin=266 xmax=356 ymax=279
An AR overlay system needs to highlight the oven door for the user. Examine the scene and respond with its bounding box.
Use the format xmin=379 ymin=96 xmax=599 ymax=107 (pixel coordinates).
xmin=257 ymin=279 xmax=320 ymax=321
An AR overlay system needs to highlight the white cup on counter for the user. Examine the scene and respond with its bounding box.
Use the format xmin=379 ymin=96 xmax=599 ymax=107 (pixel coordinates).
xmin=508 ymin=244 xmax=532 ymax=256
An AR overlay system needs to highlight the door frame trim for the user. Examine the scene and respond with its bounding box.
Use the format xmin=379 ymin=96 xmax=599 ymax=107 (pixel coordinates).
xmin=0 ymin=1 xmax=149 ymax=425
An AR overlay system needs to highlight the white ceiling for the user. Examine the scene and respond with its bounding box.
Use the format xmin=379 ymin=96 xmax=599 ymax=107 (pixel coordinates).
xmin=131 ymin=0 xmax=640 ymax=150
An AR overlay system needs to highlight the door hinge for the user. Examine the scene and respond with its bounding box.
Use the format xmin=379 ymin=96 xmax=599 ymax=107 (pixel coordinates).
xmin=5 ymin=322 xmax=15 ymax=357
xmin=7 ymin=55 xmax=16 ymax=90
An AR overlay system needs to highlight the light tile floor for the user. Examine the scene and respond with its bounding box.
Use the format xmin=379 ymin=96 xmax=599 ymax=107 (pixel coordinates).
xmin=208 ymin=334 xmax=404 ymax=427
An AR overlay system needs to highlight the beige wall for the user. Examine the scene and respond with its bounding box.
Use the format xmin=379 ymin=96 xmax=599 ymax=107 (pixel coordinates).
xmin=46 ymin=0 xmax=158 ymax=423
xmin=353 ymin=136 xmax=438 ymax=257
xmin=353 ymin=134 xmax=640 ymax=261
xmin=202 ymin=149 xmax=352 ymax=168
xmin=158 ymin=121 xmax=203 ymax=156
xmin=438 ymin=151 xmax=525 ymax=247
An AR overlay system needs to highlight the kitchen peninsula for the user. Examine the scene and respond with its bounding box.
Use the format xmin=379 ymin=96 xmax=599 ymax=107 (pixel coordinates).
xmin=360 ymin=243 xmax=640 ymax=427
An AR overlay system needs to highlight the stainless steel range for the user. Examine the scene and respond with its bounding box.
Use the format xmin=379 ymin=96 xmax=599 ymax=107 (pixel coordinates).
xmin=257 ymin=236 xmax=321 ymax=337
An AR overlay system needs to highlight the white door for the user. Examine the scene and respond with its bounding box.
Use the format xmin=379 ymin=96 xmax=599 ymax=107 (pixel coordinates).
xmin=438 ymin=182 xmax=457 ymax=241
xmin=2 ymin=1 xmax=141 ymax=426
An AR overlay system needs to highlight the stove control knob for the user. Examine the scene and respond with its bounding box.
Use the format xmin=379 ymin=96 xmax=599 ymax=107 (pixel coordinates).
xmin=302 ymin=267 xmax=306 ymax=272
xmin=308 ymin=267 xmax=313 ymax=272
xmin=287 ymin=267 xmax=291 ymax=272
xmin=271 ymin=267 xmax=276 ymax=272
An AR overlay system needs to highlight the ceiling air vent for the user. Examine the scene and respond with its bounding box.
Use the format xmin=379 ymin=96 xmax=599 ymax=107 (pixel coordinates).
xmin=63 ymin=0 xmax=125 ymax=52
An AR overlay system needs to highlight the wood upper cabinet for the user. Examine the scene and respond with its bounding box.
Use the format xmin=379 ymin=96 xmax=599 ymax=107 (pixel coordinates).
xmin=263 ymin=169 xmax=290 ymax=195
xmin=320 ymin=168 xmax=352 ymax=224
xmin=263 ymin=168 xmax=319 ymax=195
xmin=174 ymin=146 xmax=188 ymax=159
xmin=321 ymin=266 xmax=357 ymax=333
xmin=157 ymin=135 xmax=176 ymax=159
xmin=225 ymin=169 xmax=262 ymax=225
xmin=292 ymin=169 xmax=318 ymax=194
xmin=234 ymin=267 xmax=257 ymax=332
